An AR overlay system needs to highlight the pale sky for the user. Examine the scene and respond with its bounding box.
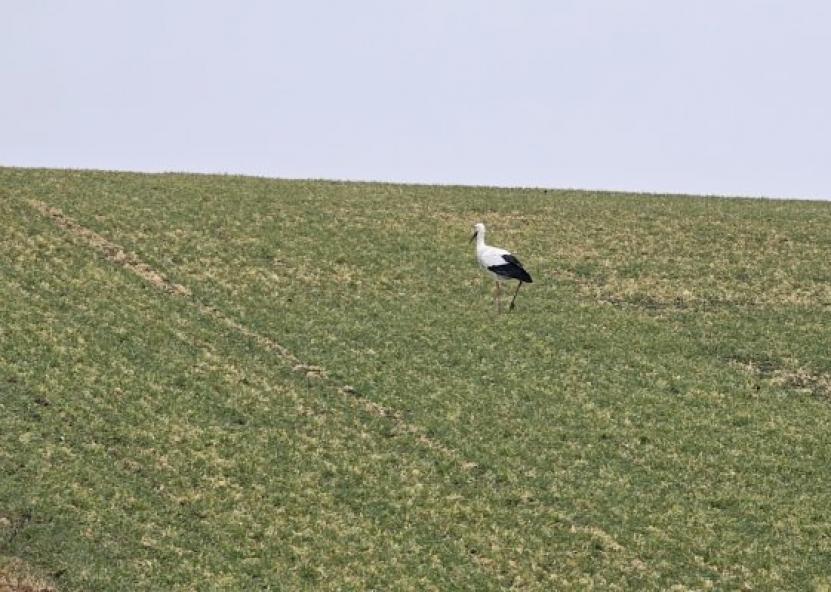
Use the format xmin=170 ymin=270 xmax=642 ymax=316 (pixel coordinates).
xmin=3 ymin=1 xmax=830 ymax=199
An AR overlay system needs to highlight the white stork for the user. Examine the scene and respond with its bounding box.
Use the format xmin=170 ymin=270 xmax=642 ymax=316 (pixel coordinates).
xmin=470 ymin=222 xmax=533 ymax=312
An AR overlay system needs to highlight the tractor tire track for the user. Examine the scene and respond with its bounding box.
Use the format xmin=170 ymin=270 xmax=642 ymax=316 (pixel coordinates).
xmin=28 ymin=198 xmax=467 ymax=466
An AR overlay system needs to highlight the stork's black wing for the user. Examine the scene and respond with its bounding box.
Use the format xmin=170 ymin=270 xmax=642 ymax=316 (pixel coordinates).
xmin=488 ymin=254 xmax=533 ymax=283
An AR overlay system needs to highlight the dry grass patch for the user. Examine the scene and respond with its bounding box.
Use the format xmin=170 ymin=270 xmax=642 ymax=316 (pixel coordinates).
xmin=0 ymin=559 xmax=55 ymax=592
xmin=732 ymin=356 xmax=831 ymax=401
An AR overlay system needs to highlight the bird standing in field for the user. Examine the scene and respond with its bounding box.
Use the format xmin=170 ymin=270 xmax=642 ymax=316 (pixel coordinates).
xmin=470 ymin=222 xmax=533 ymax=312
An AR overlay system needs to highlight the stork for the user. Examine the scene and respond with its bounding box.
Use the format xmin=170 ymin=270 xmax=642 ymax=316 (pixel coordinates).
xmin=470 ymin=222 xmax=533 ymax=312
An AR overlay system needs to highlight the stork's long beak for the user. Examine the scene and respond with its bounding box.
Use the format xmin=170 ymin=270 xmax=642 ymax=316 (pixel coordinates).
xmin=469 ymin=231 xmax=477 ymax=243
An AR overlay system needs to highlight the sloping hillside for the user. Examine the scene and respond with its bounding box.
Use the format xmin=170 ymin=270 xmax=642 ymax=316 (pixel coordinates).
xmin=2 ymin=167 xmax=830 ymax=590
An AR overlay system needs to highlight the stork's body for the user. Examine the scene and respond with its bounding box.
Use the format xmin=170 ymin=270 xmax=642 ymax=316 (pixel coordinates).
xmin=471 ymin=223 xmax=532 ymax=311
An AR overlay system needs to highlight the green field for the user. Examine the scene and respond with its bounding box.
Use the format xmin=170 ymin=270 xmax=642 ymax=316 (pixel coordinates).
xmin=2 ymin=167 xmax=830 ymax=590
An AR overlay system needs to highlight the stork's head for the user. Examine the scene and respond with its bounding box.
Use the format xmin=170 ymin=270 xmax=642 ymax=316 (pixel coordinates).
xmin=470 ymin=222 xmax=485 ymax=243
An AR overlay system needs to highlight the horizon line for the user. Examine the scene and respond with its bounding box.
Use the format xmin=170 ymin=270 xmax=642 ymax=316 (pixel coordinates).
xmin=2 ymin=163 xmax=829 ymax=204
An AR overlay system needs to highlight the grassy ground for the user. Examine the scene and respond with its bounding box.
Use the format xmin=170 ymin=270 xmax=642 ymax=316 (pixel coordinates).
xmin=2 ymin=167 xmax=830 ymax=590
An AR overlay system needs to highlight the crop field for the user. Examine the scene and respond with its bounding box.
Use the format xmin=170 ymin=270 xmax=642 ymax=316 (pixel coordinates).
xmin=2 ymin=167 xmax=831 ymax=590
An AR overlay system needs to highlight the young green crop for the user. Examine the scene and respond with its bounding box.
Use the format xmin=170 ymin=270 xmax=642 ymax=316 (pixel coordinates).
xmin=2 ymin=167 xmax=830 ymax=590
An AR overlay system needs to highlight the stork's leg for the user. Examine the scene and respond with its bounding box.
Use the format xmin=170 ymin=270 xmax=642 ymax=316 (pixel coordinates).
xmin=495 ymin=282 xmax=502 ymax=312
xmin=509 ymin=281 xmax=523 ymax=311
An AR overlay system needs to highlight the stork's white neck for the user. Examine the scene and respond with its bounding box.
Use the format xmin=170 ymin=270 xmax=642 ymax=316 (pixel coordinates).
xmin=475 ymin=228 xmax=486 ymax=250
